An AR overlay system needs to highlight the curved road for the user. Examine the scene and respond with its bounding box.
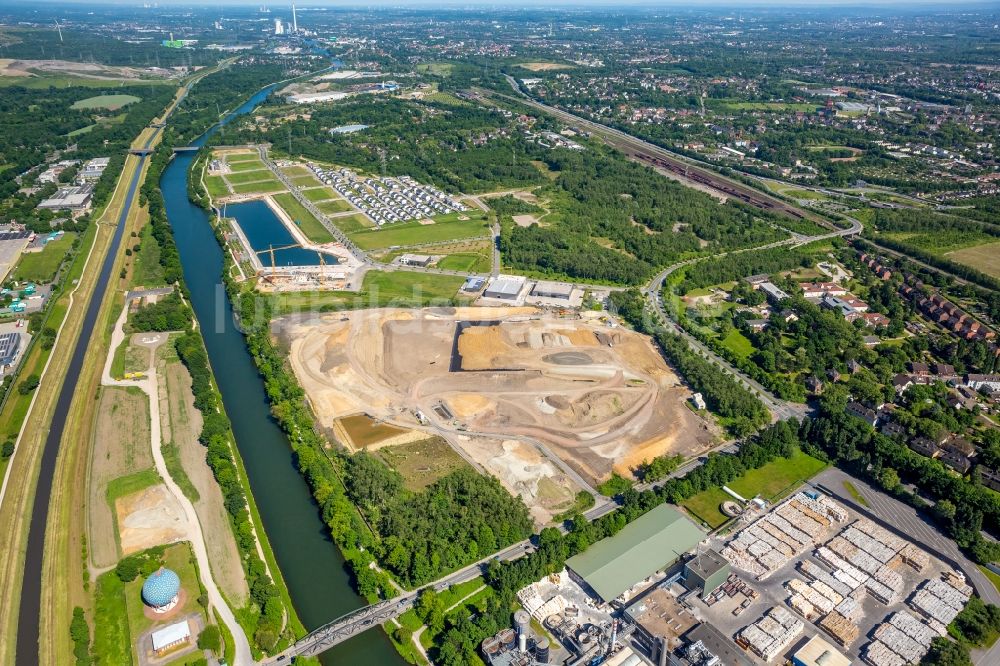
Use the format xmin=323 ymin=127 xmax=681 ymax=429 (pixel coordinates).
xmin=103 ymin=306 xmax=253 ymax=665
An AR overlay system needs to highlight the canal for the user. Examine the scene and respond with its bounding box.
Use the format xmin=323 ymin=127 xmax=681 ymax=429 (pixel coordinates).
xmin=161 ymin=86 xmax=405 ymax=664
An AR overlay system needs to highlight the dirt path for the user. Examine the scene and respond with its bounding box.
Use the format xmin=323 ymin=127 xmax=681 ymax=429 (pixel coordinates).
xmin=159 ymin=351 xmax=250 ymax=605
xmin=102 ymin=303 xmax=253 ymax=665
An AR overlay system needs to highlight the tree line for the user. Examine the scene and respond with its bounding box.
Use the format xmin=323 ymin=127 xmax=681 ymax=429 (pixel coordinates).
xmin=610 ymin=289 xmax=769 ymax=434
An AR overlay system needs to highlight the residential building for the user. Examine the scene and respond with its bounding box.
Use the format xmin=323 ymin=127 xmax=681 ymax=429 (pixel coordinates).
xmin=845 ymin=401 xmax=878 ymax=427
xmin=967 ymin=374 xmax=1000 ymax=392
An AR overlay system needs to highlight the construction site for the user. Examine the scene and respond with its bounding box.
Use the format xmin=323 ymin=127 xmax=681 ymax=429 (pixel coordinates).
xmin=273 ymin=306 xmax=718 ymax=523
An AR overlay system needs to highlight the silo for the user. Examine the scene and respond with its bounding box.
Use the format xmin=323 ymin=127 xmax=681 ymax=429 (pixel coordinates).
xmin=514 ymin=610 xmax=531 ymax=652
xmin=535 ymin=637 xmax=550 ymax=663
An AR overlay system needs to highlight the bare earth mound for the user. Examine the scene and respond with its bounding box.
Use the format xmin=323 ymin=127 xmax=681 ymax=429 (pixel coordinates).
xmin=275 ymin=307 xmax=718 ymax=518
xmin=115 ymin=484 xmax=188 ymax=556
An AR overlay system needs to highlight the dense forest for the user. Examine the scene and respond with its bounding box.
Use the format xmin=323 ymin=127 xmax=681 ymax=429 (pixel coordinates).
xmin=676 ymin=244 xmax=817 ymax=293
xmin=224 ymin=96 xmax=547 ymax=193
xmin=345 ymin=454 xmax=534 ymax=587
xmin=501 ymin=147 xmax=787 ymax=284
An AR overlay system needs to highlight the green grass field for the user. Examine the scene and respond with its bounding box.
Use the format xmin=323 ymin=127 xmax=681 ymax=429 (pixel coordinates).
xmin=437 ymin=251 xmax=492 ymax=273
xmin=416 ymin=62 xmax=455 ymax=76
xmin=302 ymin=186 xmax=339 ymax=203
xmin=347 ymin=217 xmax=491 ymax=250
xmin=70 ymin=94 xmax=140 ymax=110
xmin=92 ymin=572 xmax=130 ymax=665
xmin=720 ymin=329 xmax=755 ymax=359
xmin=227 ymin=159 xmax=268 ymax=173
xmin=331 ymin=213 xmax=374 ymax=233
xmin=223 ymin=152 xmax=260 ymax=163
xmin=204 ymin=174 xmax=229 ymax=198
xmin=224 ymin=169 xmax=278 ymax=185
xmin=290 ymin=174 xmax=321 ymax=187
xmin=271 ymin=192 xmax=334 ymax=244
xmin=720 ymin=101 xmax=816 ymax=112
xmin=11 ymin=232 xmax=76 ymax=283
xmin=230 ymin=180 xmax=286 ymax=195
xmin=682 ymin=449 xmax=827 ymax=529
xmin=881 ymin=230 xmax=996 ymax=255
xmin=268 ymin=271 xmax=469 ymax=314
xmin=316 ymin=198 xmax=353 ymax=214
xmin=105 ymin=468 xmax=161 ymax=506
xmin=131 ymin=221 xmax=165 ymax=287
xmin=946 ymin=241 xmax=1000 ymax=279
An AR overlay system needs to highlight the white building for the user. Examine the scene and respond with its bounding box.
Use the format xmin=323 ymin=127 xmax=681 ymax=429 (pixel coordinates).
xmin=150 ymin=620 xmax=191 ymax=656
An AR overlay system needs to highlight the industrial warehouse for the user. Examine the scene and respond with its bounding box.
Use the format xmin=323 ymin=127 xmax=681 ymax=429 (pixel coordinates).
xmin=477 ymin=485 xmax=978 ymax=666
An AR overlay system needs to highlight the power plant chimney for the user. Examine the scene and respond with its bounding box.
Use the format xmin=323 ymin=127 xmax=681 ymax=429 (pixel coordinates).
xmin=514 ymin=610 xmax=530 ymax=653
xmin=292 ymin=4 xmax=298 ymax=33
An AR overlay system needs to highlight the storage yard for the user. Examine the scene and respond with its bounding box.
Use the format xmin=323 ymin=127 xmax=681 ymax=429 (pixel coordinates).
xmin=273 ymin=307 xmax=717 ymax=519
xmin=684 ymin=488 xmax=974 ymax=664
xmin=495 ymin=484 xmax=979 ymax=666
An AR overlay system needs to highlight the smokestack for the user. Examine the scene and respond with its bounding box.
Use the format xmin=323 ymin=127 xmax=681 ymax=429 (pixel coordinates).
xmin=659 ymin=637 xmax=669 ymax=666
xmin=514 ymin=610 xmax=530 ymax=653
xmin=610 ymin=621 xmax=618 ymax=653
xmin=292 ymin=4 xmax=298 ymax=33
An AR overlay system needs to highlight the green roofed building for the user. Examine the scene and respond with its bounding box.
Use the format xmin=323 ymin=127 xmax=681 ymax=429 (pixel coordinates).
xmin=565 ymin=504 xmax=705 ymax=602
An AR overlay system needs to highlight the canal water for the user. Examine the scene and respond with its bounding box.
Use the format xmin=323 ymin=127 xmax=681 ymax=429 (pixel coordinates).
xmin=161 ymin=86 xmax=405 ymax=664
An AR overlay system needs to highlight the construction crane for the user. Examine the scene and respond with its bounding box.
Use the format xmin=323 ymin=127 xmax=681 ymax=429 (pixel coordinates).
xmin=255 ymin=243 xmax=301 ymax=275
xmin=317 ymin=251 xmax=330 ymax=285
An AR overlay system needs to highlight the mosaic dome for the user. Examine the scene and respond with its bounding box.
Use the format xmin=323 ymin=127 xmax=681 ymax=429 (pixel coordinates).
xmin=142 ymin=568 xmax=181 ymax=608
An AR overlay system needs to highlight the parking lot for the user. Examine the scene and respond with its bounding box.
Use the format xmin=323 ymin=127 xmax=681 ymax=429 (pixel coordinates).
xmin=309 ymin=166 xmax=469 ymax=226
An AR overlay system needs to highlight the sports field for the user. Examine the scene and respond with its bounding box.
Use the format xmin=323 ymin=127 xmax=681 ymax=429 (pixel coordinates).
xmin=682 ymin=449 xmax=827 ymax=528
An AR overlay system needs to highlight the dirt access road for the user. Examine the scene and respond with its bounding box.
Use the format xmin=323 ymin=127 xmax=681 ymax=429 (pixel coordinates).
xmin=102 ymin=304 xmax=252 ymax=666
